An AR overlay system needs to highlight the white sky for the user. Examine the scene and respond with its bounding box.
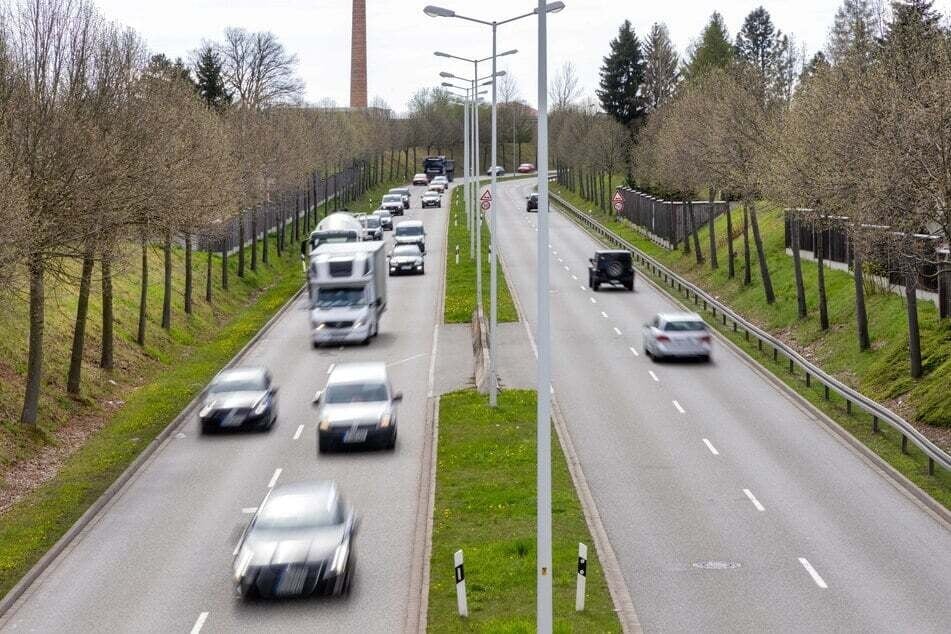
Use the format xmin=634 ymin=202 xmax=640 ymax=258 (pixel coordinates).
xmin=95 ymin=1 xmax=951 ymax=113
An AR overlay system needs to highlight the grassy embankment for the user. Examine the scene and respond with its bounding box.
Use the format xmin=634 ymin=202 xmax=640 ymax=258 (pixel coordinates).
xmin=552 ymin=183 xmax=951 ymax=509
xmin=444 ymin=185 xmax=518 ymax=323
xmin=0 ymin=179 xmax=405 ymax=597
xmin=428 ymin=389 xmax=619 ymax=632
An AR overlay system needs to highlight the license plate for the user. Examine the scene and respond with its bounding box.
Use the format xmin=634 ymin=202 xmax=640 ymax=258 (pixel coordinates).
xmin=401 ymin=265 xmax=412 ymax=270
xmin=220 ymin=412 xmax=241 ymax=427
xmin=343 ymin=429 xmax=368 ymax=443
xmin=275 ymin=565 xmax=307 ymax=596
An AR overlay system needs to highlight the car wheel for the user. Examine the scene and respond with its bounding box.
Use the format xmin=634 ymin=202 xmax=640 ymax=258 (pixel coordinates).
xmin=625 ymin=280 xmax=634 ymax=291
xmin=318 ymin=436 xmax=333 ymax=453
xmin=386 ymin=428 xmax=397 ymax=450
xmin=702 ymin=354 xmax=712 ymax=363
xmin=592 ymin=281 xmax=600 ymax=291
xmin=420 ymin=265 xmax=425 ymax=275
xmin=312 ymin=341 xmax=320 ymax=350
xmin=200 ymin=421 xmax=215 ymax=435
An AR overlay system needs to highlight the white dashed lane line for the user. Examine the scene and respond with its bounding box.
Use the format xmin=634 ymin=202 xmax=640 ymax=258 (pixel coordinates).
xmin=648 ymin=370 xmax=659 ymax=382
xmin=326 ymin=363 xmax=335 ymax=375
xmin=629 ymin=347 xmax=639 ymax=357
xmin=613 ymin=327 xmax=622 ymax=335
xmin=743 ymin=489 xmax=765 ymax=512
xmin=601 ymin=311 xmax=609 ymax=319
xmin=572 ymin=275 xmax=578 ymax=281
xmin=190 ymin=612 xmax=209 ymax=634
xmin=293 ymin=424 xmax=304 ymax=440
xmin=702 ymin=438 xmax=719 ymax=455
xmin=798 ymin=558 xmax=828 ymax=589
xmin=673 ymin=400 xmax=685 ymax=414
xmin=267 ymin=468 xmax=282 ymax=488
xmin=590 ymin=297 xmax=597 ymax=304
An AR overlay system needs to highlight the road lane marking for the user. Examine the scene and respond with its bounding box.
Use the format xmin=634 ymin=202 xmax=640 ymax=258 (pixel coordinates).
xmin=580 ymin=285 xmax=587 ymax=291
xmin=326 ymin=363 xmax=335 ymax=375
xmin=572 ymin=274 xmax=578 ymax=280
xmin=673 ymin=400 xmax=685 ymax=414
xmin=601 ymin=311 xmax=608 ymax=318
xmin=268 ymin=468 xmax=282 ymax=488
xmin=428 ymin=323 xmax=439 ymax=398
xmin=590 ymin=297 xmax=597 ymax=304
xmin=798 ymin=558 xmax=828 ymax=588
xmin=293 ymin=424 xmax=304 ymax=440
xmin=387 ymin=352 xmax=429 ymax=368
xmin=702 ymin=438 xmax=719 ymax=455
xmin=241 ymin=507 xmax=257 ymax=514
xmin=743 ymin=489 xmax=765 ymax=512
xmin=648 ymin=371 xmax=659 ymax=382
xmin=564 ymin=265 xmax=570 ymax=271
xmin=629 ymin=347 xmax=639 ymax=357
xmin=190 ymin=612 xmax=209 ymax=634
xmin=613 ymin=327 xmax=622 ymax=335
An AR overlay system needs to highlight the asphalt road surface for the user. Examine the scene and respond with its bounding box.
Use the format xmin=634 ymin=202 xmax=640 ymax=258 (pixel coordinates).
xmin=491 ymin=178 xmax=951 ymax=633
xmin=0 ymin=184 xmax=446 ymax=634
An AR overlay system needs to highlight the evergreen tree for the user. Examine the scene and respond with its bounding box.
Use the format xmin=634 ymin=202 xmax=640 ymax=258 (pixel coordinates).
xmin=827 ymin=0 xmax=879 ymax=64
xmin=735 ymin=6 xmax=789 ymax=106
xmin=801 ymin=51 xmax=831 ymax=83
xmin=146 ymin=54 xmax=195 ymax=88
xmin=683 ymin=12 xmax=733 ymax=80
xmin=886 ymin=0 xmax=941 ymax=55
xmin=597 ymin=20 xmax=646 ymax=129
xmin=194 ymin=45 xmax=232 ymax=111
xmin=643 ymin=23 xmax=679 ymax=112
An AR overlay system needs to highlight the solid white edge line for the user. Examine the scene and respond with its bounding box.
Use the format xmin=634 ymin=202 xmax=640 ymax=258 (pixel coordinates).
xmin=190 ymin=612 xmax=209 ymax=634
xmin=648 ymin=370 xmax=659 ymax=382
xmin=743 ymin=489 xmax=765 ymax=512
xmin=702 ymin=438 xmax=719 ymax=455
xmin=613 ymin=327 xmax=622 ymax=336
xmin=267 ymin=468 xmax=282 ymax=488
xmin=427 ymin=323 xmax=439 ymax=398
xmin=241 ymin=507 xmax=257 ymax=514
xmin=293 ymin=424 xmax=304 ymax=440
xmin=673 ymin=400 xmax=685 ymax=414
xmin=798 ymin=557 xmax=828 ymax=588
xmin=629 ymin=346 xmax=639 ymax=357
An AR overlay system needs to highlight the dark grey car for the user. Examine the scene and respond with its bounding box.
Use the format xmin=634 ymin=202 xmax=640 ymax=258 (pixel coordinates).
xmin=233 ymin=481 xmax=357 ymax=599
xmin=199 ymin=367 xmax=277 ymax=433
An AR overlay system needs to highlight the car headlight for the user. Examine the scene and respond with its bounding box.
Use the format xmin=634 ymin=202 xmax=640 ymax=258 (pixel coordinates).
xmin=314 ymin=322 xmax=325 ymax=331
xmin=415 ymin=258 xmax=423 ymax=266
xmin=330 ymin=542 xmax=349 ymax=575
xmin=353 ymin=319 xmax=366 ymax=329
xmin=319 ymin=418 xmax=330 ymax=431
xmin=199 ymin=401 xmax=216 ymax=418
xmin=234 ymin=546 xmax=254 ymax=581
xmin=253 ymin=398 xmax=269 ymax=416
xmin=379 ymin=413 xmax=391 ymax=428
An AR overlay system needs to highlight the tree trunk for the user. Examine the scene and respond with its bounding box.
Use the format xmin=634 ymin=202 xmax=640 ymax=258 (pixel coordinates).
xmin=184 ymin=233 xmax=193 ymax=314
xmin=742 ymin=202 xmax=752 ymax=285
xmin=250 ymin=207 xmax=258 ymax=272
xmin=293 ymin=189 xmax=299 ymax=241
xmin=67 ymin=249 xmax=95 ymax=395
xmin=100 ymin=248 xmax=114 ymax=369
xmin=262 ymin=205 xmax=270 ymax=265
xmin=790 ymin=211 xmax=807 ymax=319
xmin=687 ymin=200 xmax=704 ymax=265
xmin=726 ymin=204 xmax=735 ymax=279
xmin=278 ymin=195 xmax=285 ymax=255
xmin=853 ymin=240 xmax=870 ymax=351
xmin=137 ymin=235 xmax=148 ymax=346
xmin=816 ymin=223 xmax=829 ymax=330
xmin=21 ymin=253 xmax=44 ymax=426
xmin=682 ymin=203 xmax=691 ymax=255
xmin=748 ymin=201 xmax=774 ymax=304
xmin=205 ymin=241 xmax=213 ymax=303
xmin=221 ymin=237 xmax=229 ymax=291
xmin=162 ymin=230 xmax=173 ymax=329
xmin=707 ymin=188 xmax=718 ymax=269
xmin=904 ymin=257 xmax=923 ymax=379
xmin=237 ymin=210 xmax=245 ymax=278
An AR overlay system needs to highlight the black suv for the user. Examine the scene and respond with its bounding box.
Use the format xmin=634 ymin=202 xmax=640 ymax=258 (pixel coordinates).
xmin=588 ymin=250 xmax=634 ymax=291
xmin=526 ymin=193 xmax=539 ymax=212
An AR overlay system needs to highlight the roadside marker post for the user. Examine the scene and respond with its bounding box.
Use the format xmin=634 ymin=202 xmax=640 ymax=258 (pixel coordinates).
xmin=455 ymin=244 xmax=460 ymax=265
xmin=575 ymin=542 xmax=587 ymax=611
xmin=454 ymin=549 xmax=468 ymax=617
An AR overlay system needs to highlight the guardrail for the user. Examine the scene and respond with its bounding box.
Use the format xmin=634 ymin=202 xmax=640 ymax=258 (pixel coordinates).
xmin=549 ymin=191 xmax=951 ymax=477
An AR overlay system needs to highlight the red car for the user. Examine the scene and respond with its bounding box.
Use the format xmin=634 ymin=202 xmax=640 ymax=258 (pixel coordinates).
xmin=412 ymin=173 xmax=429 ymax=185
xmin=517 ymin=163 xmax=536 ymax=173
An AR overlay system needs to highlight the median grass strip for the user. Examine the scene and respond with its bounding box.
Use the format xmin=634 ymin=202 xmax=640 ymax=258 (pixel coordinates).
xmin=0 ymin=233 xmax=303 ymax=598
xmin=552 ymin=183 xmax=951 ymax=510
xmin=444 ymin=186 xmax=518 ymax=324
xmin=428 ymin=389 xmax=619 ymax=632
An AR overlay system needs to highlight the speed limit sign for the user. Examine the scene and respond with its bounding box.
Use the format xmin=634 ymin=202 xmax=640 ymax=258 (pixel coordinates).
xmin=481 ymin=200 xmax=491 ymax=211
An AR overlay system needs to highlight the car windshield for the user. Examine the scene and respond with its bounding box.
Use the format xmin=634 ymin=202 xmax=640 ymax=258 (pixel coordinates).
xmin=210 ymin=375 xmax=266 ymax=393
xmin=361 ymin=217 xmax=380 ymax=228
xmin=393 ymin=245 xmax=420 ymax=257
xmin=314 ymin=287 xmax=366 ymax=308
xmin=255 ymin=493 xmax=341 ymax=530
xmin=383 ymin=195 xmax=401 ymax=203
xmin=395 ymin=225 xmax=422 ymax=237
xmin=664 ymin=320 xmax=706 ymax=332
xmin=324 ymin=381 xmax=388 ymax=404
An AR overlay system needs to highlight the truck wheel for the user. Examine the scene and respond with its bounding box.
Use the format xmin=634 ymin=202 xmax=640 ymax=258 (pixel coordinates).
xmin=318 ymin=436 xmax=333 ymax=453
xmin=592 ymin=281 xmax=600 ymax=291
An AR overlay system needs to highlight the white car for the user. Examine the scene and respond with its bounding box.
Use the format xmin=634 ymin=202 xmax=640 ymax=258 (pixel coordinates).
xmin=421 ymin=191 xmax=441 ymax=208
xmin=315 ymin=362 xmax=402 ymax=451
xmin=388 ymin=244 xmax=424 ymax=275
xmin=486 ymin=166 xmax=505 ymax=176
xmin=430 ymin=176 xmax=448 ymax=192
xmin=373 ymin=209 xmax=393 ymax=230
xmin=642 ymin=312 xmax=712 ymax=362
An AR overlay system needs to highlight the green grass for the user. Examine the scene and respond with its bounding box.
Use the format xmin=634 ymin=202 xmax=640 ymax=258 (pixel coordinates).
xmin=342 ymin=177 xmax=409 ymax=215
xmin=428 ymin=389 xmax=620 ymax=633
xmin=444 ymin=186 xmax=518 ymax=324
xmin=0 ymin=232 xmax=304 ymax=597
xmin=552 ymin=183 xmax=951 ymax=510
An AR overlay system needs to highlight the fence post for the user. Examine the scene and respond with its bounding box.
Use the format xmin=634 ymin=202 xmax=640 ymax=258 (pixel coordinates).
xmin=575 ymin=543 xmax=587 ymax=612
xmin=454 ymin=549 xmax=468 ymax=617
xmin=938 ymin=246 xmax=950 ymax=319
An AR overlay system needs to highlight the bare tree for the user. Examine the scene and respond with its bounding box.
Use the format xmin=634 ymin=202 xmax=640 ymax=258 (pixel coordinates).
xmin=217 ymin=28 xmax=304 ymax=110
xmin=549 ymin=61 xmax=582 ymax=110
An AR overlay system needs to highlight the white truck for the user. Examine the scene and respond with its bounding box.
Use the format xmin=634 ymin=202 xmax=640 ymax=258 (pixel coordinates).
xmin=307 ymin=241 xmax=387 ymax=347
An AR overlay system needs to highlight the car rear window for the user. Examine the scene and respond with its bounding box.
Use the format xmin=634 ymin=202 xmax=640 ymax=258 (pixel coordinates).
xmin=325 ymin=382 xmax=388 ymax=403
xmin=663 ymin=320 xmax=706 ymax=332
xmin=256 ymin=493 xmax=342 ymax=530
xmin=395 ymin=225 xmax=422 ymax=236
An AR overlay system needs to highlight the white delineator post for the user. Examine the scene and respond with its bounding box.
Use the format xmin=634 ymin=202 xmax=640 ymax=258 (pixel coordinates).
xmin=575 ymin=542 xmax=587 ymax=611
xmin=488 ymin=21 xmax=499 ymax=407
xmin=536 ymin=0 xmax=553 ymax=631
xmin=454 ymin=549 xmax=468 ymax=617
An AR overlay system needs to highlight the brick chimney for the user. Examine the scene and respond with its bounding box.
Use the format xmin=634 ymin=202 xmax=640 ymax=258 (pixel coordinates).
xmin=350 ymin=0 xmax=368 ymax=109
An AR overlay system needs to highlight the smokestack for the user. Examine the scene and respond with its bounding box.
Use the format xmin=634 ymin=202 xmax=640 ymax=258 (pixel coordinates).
xmin=350 ymin=0 xmax=367 ymax=109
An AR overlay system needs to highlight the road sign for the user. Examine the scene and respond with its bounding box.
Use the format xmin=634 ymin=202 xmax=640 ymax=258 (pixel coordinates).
xmin=612 ymin=191 xmax=624 ymax=212
xmin=481 ymin=200 xmax=491 ymax=211
xmin=480 ymin=190 xmax=492 ymax=202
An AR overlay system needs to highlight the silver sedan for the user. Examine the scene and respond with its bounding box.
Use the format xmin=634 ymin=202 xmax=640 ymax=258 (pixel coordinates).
xmin=642 ymin=312 xmax=712 ymax=361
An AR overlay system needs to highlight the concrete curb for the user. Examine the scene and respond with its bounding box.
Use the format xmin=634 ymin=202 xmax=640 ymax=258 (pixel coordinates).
xmin=0 ymin=285 xmax=306 ymax=618
xmin=557 ymin=202 xmax=951 ymax=530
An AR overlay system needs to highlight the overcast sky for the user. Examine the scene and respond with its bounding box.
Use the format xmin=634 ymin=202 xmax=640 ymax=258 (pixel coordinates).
xmin=95 ymin=1 xmax=951 ymax=113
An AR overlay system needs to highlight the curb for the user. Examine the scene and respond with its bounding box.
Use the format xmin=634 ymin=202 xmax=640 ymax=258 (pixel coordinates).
xmin=556 ymin=202 xmax=951 ymax=530
xmin=0 ymin=284 xmax=306 ymax=618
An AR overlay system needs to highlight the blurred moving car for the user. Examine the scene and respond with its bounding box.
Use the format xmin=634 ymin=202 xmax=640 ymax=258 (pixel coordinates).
xmin=233 ymin=480 xmax=356 ymax=599
xmin=388 ymin=244 xmax=424 ymax=275
xmin=421 ymin=190 xmax=441 ymax=208
xmin=381 ymin=194 xmax=404 ymax=216
xmin=588 ymin=250 xmax=634 ymax=291
xmin=412 ymin=173 xmax=429 ymax=186
xmin=314 ymin=362 xmax=402 ymax=451
xmin=199 ymin=367 xmax=277 ymax=434
xmin=516 ymin=163 xmax=536 ymax=173
xmin=486 ymin=165 xmax=505 ymax=176
xmin=393 ymin=220 xmax=426 ymax=254
xmin=388 ymin=187 xmax=411 ymax=209
xmin=429 ymin=176 xmax=448 ymax=192
xmin=642 ymin=312 xmax=712 ymax=362
xmin=373 ymin=208 xmax=393 ymax=231
xmin=526 ymin=192 xmax=538 ymax=212
xmin=356 ymin=214 xmax=383 ymax=241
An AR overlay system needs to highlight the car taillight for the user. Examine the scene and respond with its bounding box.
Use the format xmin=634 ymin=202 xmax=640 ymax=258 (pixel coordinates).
xmin=656 ymin=335 xmax=670 ymax=342
xmin=700 ymin=335 xmax=712 ymax=343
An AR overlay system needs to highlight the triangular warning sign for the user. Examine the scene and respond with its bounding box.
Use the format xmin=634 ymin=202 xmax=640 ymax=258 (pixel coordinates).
xmin=612 ymin=191 xmax=624 ymax=204
xmin=480 ymin=190 xmax=492 ymax=202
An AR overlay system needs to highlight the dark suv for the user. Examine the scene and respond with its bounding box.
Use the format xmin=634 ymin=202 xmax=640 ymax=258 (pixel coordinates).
xmin=526 ymin=192 xmax=538 ymax=212
xmin=588 ymin=250 xmax=634 ymax=291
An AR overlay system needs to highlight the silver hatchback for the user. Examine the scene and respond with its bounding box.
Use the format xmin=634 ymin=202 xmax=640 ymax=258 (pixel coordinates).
xmin=642 ymin=312 xmax=712 ymax=361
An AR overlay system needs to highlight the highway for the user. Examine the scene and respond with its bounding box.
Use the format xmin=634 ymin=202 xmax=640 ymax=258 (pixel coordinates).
xmin=491 ymin=178 xmax=951 ymax=633
xmin=0 ymin=185 xmax=445 ymax=633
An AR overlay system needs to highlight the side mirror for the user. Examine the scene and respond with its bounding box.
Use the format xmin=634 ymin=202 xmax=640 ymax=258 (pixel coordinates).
xmin=392 ymin=391 xmax=403 ymax=402
xmin=312 ymin=390 xmax=322 ymax=404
